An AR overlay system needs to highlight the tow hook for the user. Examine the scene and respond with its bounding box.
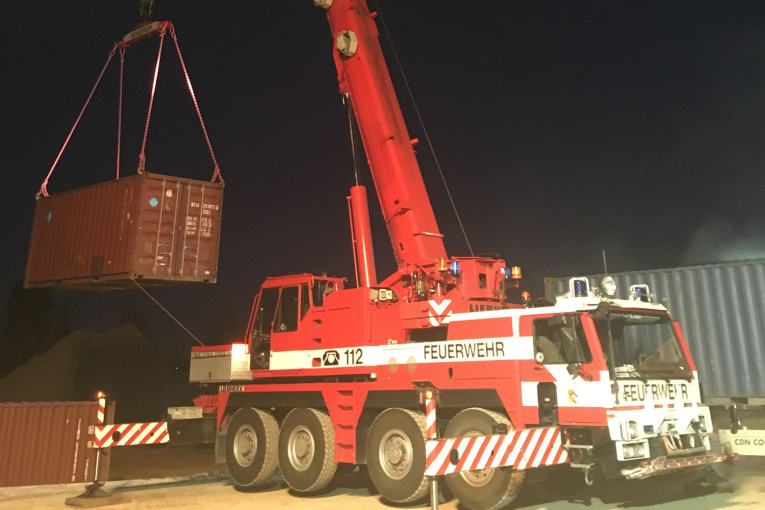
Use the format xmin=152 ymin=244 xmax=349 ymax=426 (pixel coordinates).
xmin=584 ymin=465 xmax=596 ymax=486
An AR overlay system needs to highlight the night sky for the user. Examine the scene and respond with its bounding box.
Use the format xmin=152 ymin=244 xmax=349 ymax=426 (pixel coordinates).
xmin=2 ymin=1 xmax=764 ymax=352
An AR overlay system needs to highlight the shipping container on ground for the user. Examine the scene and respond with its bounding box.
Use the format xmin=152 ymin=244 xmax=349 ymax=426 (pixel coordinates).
xmin=0 ymin=401 xmax=113 ymax=487
xmin=544 ymin=259 xmax=765 ymax=405
xmin=25 ymin=173 xmax=223 ymax=290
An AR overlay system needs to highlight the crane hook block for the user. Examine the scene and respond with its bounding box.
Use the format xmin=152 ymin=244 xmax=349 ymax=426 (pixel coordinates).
xmin=121 ymin=21 xmax=165 ymax=47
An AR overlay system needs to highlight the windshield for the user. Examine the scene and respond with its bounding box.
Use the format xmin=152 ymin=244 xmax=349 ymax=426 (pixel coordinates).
xmin=593 ymin=312 xmax=691 ymax=380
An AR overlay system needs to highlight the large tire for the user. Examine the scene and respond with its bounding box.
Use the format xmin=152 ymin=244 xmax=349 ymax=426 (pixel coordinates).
xmin=444 ymin=408 xmax=525 ymax=510
xmin=225 ymin=407 xmax=279 ymax=487
xmin=278 ymin=407 xmax=338 ymax=492
xmin=366 ymin=408 xmax=429 ymax=503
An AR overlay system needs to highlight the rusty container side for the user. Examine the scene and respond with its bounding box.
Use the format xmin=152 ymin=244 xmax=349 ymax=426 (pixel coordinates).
xmin=24 ymin=177 xmax=137 ymax=287
xmin=24 ymin=173 xmax=223 ymax=289
xmin=0 ymin=401 xmax=112 ymax=487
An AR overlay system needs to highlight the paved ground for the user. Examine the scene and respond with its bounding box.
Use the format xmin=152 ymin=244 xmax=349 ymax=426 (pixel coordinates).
xmin=1 ymin=444 xmax=763 ymax=509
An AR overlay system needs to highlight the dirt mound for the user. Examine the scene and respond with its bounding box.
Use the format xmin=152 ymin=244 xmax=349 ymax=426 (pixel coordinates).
xmin=0 ymin=324 xmax=195 ymax=422
xmin=0 ymin=328 xmax=93 ymax=402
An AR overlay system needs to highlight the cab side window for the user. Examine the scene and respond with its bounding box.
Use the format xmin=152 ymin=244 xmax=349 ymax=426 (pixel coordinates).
xmin=252 ymin=287 xmax=279 ymax=343
xmin=313 ymin=280 xmax=327 ymax=307
xmin=301 ymin=284 xmax=310 ymax=319
xmin=274 ymin=286 xmax=299 ymax=332
xmin=312 ymin=279 xmax=337 ymax=308
xmin=533 ymin=314 xmax=592 ymax=364
xmin=534 ymin=319 xmax=565 ymax=363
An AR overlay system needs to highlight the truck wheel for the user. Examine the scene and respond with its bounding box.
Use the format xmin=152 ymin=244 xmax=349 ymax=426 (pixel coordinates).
xmin=443 ymin=408 xmax=525 ymax=510
xmin=225 ymin=407 xmax=279 ymax=487
xmin=278 ymin=407 xmax=338 ymax=492
xmin=366 ymin=408 xmax=429 ymax=503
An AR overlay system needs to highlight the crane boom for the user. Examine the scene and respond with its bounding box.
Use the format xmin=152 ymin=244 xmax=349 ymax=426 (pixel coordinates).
xmin=321 ymin=0 xmax=447 ymax=270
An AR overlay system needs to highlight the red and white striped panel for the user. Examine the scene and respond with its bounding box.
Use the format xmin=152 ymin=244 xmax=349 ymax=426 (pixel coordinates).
xmin=425 ymin=427 xmax=568 ymax=477
xmin=425 ymin=397 xmax=437 ymax=439
xmin=97 ymin=397 xmax=106 ymax=425
xmin=93 ymin=422 xmax=169 ymax=448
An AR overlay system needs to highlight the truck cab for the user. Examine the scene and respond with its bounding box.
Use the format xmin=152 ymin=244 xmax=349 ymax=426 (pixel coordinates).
xmin=529 ymin=278 xmax=716 ymax=481
xmin=247 ymin=274 xmax=346 ymax=369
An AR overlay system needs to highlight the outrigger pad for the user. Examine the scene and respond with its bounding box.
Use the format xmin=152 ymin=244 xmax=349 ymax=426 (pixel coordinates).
xmin=64 ymin=482 xmax=130 ymax=508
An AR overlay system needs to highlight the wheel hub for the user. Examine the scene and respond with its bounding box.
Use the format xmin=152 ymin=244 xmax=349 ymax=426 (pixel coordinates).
xmin=288 ymin=425 xmax=315 ymax=472
xmin=458 ymin=430 xmax=494 ymax=488
xmin=233 ymin=425 xmax=257 ymax=467
xmin=379 ymin=428 xmax=412 ymax=480
xmin=460 ymin=466 xmax=494 ymax=487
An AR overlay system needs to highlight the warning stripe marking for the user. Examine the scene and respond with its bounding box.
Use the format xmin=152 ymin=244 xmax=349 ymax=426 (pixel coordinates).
xmin=425 ymin=427 xmax=568 ymax=477
xmin=93 ymin=422 xmax=169 ymax=448
xmin=97 ymin=398 xmax=105 ymax=425
xmin=426 ymin=397 xmax=437 ymax=439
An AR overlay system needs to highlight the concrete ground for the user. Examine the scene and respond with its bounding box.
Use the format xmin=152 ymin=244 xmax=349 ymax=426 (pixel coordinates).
xmin=1 ymin=444 xmax=763 ymax=510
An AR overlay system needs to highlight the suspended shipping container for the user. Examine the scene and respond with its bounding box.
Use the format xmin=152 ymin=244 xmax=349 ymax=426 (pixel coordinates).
xmin=25 ymin=173 xmax=223 ymax=289
xmin=544 ymin=259 xmax=765 ymax=405
xmin=0 ymin=401 xmax=113 ymax=487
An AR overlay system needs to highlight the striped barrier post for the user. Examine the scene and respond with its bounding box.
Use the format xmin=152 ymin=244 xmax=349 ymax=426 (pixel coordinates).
xmin=89 ymin=394 xmax=108 ymax=485
xmin=425 ymin=392 xmax=437 ymax=440
xmin=424 ymin=390 xmax=439 ymax=510
xmin=93 ymin=393 xmax=107 ymax=484
xmin=90 ymin=391 xmax=170 ymax=449
xmin=420 ymin=389 xmax=569 ymax=508
xmin=97 ymin=395 xmax=105 ymax=425
xmin=65 ymin=393 xmax=125 ymax=505
xmin=422 ymin=390 xmax=568 ymax=510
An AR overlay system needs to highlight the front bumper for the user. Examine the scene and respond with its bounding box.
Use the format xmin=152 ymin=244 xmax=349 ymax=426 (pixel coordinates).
xmin=621 ymin=451 xmax=738 ymax=480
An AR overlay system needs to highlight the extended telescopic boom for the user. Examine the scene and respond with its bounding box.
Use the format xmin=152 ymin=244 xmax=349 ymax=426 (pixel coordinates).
xmin=319 ymin=0 xmax=447 ymax=271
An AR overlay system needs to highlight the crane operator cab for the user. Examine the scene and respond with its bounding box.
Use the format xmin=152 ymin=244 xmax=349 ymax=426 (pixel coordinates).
xmin=248 ymin=274 xmax=344 ymax=369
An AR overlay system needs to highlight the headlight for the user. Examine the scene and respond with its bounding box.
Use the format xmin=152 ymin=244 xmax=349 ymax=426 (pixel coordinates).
xmin=692 ymin=416 xmax=708 ymax=433
xmin=621 ymin=442 xmax=648 ymax=460
xmin=621 ymin=420 xmax=639 ymax=440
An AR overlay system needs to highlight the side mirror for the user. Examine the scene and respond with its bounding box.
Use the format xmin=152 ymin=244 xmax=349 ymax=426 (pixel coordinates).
xmin=591 ymin=301 xmax=611 ymax=320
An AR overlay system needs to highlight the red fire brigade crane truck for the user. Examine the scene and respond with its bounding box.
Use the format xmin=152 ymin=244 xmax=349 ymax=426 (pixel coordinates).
xmin=188 ymin=1 xmax=731 ymax=508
